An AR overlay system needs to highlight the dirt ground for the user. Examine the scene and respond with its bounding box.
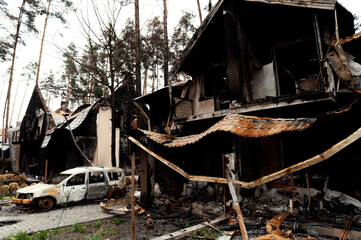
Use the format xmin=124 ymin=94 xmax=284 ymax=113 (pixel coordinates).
xmin=1 ymin=197 xmax=350 ymax=240
xmin=35 ymin=214 xmax=182 ymax=240
xmin=22 ymin=214 xmax=339 ymax=240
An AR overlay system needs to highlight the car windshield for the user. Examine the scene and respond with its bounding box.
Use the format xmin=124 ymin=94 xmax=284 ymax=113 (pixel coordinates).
xmin=46 ymin=174 xmax=71 ymax=184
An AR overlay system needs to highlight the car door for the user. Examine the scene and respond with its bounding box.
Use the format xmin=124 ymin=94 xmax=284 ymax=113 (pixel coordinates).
xmin=86 ymin=171 xmax=109 ymax=200
xmin=63 ymin=173 xmax=87 ymax=203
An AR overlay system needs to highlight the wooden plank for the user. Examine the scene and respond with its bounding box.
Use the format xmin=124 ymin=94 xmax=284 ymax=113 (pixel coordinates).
xmin=128 ymin=136 xmax=189 ymax=179
xmin=152 ymin=216 xmax=228 ymax=240
xmin=216 ymin=230 xmax=236 ymax=240
xmin=133 ymin=101 xmax=151 ymax=131
xmin=242 ymin=0 xmax=335 ymax=10
xmin=129 ymin=136 xmax=249 ymax=187
xmin=331 ymin=32 xmax=361 ymax=47
xmin=182 ymin=97 xmax=332 ymax=123
xmin=226 ymin=171 xmax=248 ymax=240
xmin=189 ymin=175 xmax=247 ymax=187
xmin=246 ymin=126 xmax=361 ymax=189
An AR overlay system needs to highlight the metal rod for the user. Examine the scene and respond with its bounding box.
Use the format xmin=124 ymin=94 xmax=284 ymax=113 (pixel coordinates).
xmin=64 ymin=116 xmax=94 ymax=166
xmin=334 ymin=9 xmax=340 ymax=43
xmin=131 ymin=152 xmax=135 ymax=240
xmin=44 ymin=159 xmax=48 ymax=181
xmin=305 ymin=170 xmax=311 ymax=209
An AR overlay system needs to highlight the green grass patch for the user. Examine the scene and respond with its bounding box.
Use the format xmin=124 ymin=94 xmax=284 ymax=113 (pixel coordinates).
xmin=111 ymin=218 xmax=124 ymax=225
xmin=94 ymin=220 xmax=101 ymax=228
xmin=87 ymin=234 xmax=101 ymax=240
xmin=4 ymin=231 xmax=30 ymax=240
xmin=188 ymin=227 xmax=223 ymax=239
xmin=72 ymin=222 xmax=87 ymax=233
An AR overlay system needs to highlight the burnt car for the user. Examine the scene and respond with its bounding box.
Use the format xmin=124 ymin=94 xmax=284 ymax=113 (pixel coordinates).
xmin=12 ymin=166 xmax=126 ymax=211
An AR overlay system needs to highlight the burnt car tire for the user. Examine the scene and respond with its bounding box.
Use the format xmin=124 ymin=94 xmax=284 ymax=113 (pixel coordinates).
xmin=38 ymin=197 xmax=54 ymax=211
xmin=110 ymin=189 xmax=125 ymax=199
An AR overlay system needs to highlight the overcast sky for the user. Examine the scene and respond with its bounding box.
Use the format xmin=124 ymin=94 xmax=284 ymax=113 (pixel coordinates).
xmin=0 ymin=0 xmax=360 ymax=130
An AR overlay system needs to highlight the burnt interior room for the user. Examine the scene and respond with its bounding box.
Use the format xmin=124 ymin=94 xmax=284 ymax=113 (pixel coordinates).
xmin=178 ymin=0 xmax=358 ymax=108
xmin=45 ymin=129 xmax=83 ymax=177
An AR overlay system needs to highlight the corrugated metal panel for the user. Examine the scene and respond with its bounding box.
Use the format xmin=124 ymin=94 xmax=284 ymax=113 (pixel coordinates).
xmin=139 ymin=114 xmax=316 ymax=148
xmin=51 ymin=111 xmax=66 ymax=126
xmin=69 ymin=105 xmax=92 ymax=130
xmin=41 ymin=135 xmax=52 ymax=149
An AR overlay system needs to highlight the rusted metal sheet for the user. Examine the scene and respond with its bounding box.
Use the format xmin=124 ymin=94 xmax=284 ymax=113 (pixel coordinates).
xmin=139 ymin=114 xmax=316 ymax=148
xmin=242 ymin=0 xmax=336 ymax=10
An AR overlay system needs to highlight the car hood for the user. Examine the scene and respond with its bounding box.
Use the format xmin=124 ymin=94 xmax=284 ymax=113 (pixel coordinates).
xmin=17 ymin=183 xmax=58 ymax=194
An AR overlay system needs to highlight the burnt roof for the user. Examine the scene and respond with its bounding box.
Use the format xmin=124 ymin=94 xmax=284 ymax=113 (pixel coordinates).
xmin=139 ymin=114 xmax=316 ymax=147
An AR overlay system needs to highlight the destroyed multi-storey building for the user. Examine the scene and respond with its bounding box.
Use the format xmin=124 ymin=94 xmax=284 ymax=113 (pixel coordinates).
xmin=132 ymin=0 xmax=361 ymax=215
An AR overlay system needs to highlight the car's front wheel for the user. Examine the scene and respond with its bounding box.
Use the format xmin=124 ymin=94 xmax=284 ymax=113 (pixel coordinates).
xmin=38 ymin=197 xmax=54 ymax=211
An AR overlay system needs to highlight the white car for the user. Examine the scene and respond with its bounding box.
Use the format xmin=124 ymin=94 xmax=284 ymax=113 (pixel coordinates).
xmin=12 ymin=166 xmax=126 ymax=211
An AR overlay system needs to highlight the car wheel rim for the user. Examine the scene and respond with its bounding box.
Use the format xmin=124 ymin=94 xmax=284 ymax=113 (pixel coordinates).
xmin=40 ymin=198 xmax=53 ymax=211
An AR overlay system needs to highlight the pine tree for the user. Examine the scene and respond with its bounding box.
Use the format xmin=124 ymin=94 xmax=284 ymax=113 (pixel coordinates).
xmin=169 ymin=11 xmax=196 ymax=82
xmin=144 ymin=16 xmax=164 ymax=92
xmin=2 ymin=0 xmax=42 ymax=144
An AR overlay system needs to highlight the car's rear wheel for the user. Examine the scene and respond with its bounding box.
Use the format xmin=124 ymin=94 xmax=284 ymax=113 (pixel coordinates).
xmin=38 ymin=197 xmax=54 ymax=211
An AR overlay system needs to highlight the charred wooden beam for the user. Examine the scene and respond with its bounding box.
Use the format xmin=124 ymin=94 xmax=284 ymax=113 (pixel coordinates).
xmin=128 ymin=136 xmax=249 ymax=186
xmin=128 ymin=136 xmax=189 ymax=179
xmin=246 ymin=126 xmax=361 ymax=189
xmin=240 ymin=0 xmax=336 ymax=10
xmin=331 ymin=32 xmax=361 ymax=47
xmin=130 ymin=125 xmax=361 ymax=190
xmin=152 ymin=216 xmax=228 ymax=240
xmin=226 ymin=171 xmax=248 ymax=240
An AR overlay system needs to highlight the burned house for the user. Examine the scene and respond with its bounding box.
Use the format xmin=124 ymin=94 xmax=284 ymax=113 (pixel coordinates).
xmin=132 ymin=0 xmax=361 ymax=220
xmin=19 ymin=86 xmax=54 ymax=175
xmin=41 ymin=78 xmax=136 ymax=177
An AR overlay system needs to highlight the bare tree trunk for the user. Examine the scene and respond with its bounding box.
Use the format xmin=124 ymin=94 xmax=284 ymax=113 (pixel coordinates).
xmin=102 ymin=85 xmax=107 ymax=98
xmin=152 ymin=73 xmax=155 ymax=92
xmin=143 ymin=68 xmax=148 ymax=95
xmin=9 ymin=77 xmax=21 ymax=125
xmin=108 ymin=31 xmax=116 ymax=167
xmin=102 ymin=57 xmax=108 ymax=98
xmin=85 ymin=73 xmax=90 ymax=104
xmin=3 ymin=0 xmax=26 ymax=144
xmin=17 ymin=79 xmax=29 ymax=120
xmin=163 ymin=0 xmax=172 ymax=109
xmin=91 ymin=77 xmax=95 ymax=104
xmin=135 ymin=0 xmax=141 ymax=97
xmin=197 ymin=0 xmax=203 ymax=24
xmin=66 ymin=73 xmax=70 ymax=108
xmin=35 ymin=0 xmax=52 ymax=86
xmin=163 ymin=0 xmax=169 ymax=87
xmin=156 ymin=64 xmax=159 ymax=90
